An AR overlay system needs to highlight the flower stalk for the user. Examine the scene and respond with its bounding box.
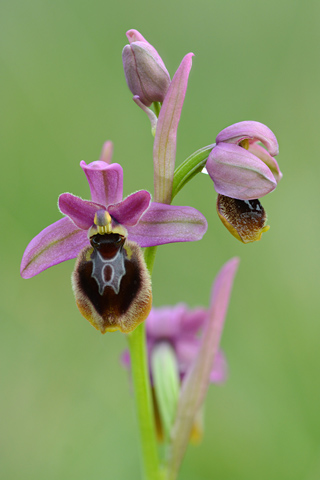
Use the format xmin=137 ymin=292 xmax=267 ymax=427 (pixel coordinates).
xmin=127 ymin=246 xmax=166 ymax=480
xmin=172 ymin=144 xmax=215 ymax=199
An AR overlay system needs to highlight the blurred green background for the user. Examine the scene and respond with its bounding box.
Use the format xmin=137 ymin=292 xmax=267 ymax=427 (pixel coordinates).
xmin=2 ymin=0 xmax=320 ymax=479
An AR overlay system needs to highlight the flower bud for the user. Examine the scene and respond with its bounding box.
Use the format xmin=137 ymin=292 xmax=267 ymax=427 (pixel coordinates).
xmin=206 ymin=121 xmax=282 ymax=201
xmin=216 ymin=194 xmax=269 ymax=243
xmin=72 ymin=211 xmax=152 ymax=334
xmin=122 ymin=29 xmax=170 ymax=106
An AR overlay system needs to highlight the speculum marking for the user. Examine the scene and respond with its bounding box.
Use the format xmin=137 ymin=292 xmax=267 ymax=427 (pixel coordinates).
xmin=90 ymin=246 xmax=126 ymax=295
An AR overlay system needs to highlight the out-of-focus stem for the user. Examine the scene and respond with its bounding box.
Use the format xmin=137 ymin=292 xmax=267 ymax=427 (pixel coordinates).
xmin=127 ymin=246 xmax=165 ymax=480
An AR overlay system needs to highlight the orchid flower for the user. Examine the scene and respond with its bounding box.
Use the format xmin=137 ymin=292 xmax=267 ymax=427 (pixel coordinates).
xmin=205 ymin=121 xmax=281 ymax=243
xmin=122 ymin=258 xmax=239 ymax=447
xmin=122 ymin=304 xmax=227 ymax=380
xmin=145 ymin=304 xmax=227 ymax=384
xmin=206 ymin=121 xmax=281 ymax=200
xmin=20 ymin=144 xmax=207 ymax=333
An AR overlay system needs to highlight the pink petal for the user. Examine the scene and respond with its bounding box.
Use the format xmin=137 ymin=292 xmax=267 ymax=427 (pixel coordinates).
xmin=248 ymin=143 xmax=282 ymax=183
xmin=80 ymin=161 xmax=123 ymax=206
xmin=216 ymin=121 xmax=279 ymax=156
xmin=179 ymin=308 xmax=207 ymax=336
xmin=146 ymin=304 xmax=188 ymax=340
xmin=206 ymin=143 xmax=277 ymax=200
xmin=126 ymin=29 xmax=149 ymax=45
xmin=127 ymin=202 xmax=207 ymax=247
xmin=58 ymin=193 xmax=104 ymax=230
xmin=20 ymin=217 xmax=88 ymax=279
xmin=175 ymin=338 xmax=200 ymax=376
xmin=108 ymin=190 xmax=151 ymax=227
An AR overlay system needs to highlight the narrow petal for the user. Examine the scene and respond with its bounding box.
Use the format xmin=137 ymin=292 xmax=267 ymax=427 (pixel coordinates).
xmin=167 ymin=258 xmax=239 ymax=477
xmin=216 ymin=121 xmax=279 ymax=156
xmin=108 ymin=190 xmax=151 ymax=227
xmin=248 ymin=143 xmax=283 ymax=183
xmin=20 ymin=217 xmax=88 ymax=279
xmin=133 ymin=96 xmax=158 ymax=136
xmin=80 ymin=161 xmax=123 ymax=206
xmin=58 ymin=193 xmax=104 ymax=230
xmin=99 ymin=141 xmax=114 ymax=164
xmin=153 ymin=53 xmax=194 ymax=204
xmin=206 ymin=143 xmax=277 ymax=200
xmin=127 ymin=202 xmax=207 ymax=247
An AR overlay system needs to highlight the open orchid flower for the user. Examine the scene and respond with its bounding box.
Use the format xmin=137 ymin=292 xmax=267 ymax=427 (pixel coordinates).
xmin=205 ymin=121 xmax=281 ymax=243
xmin=122 ymin=304 xmax=227 ymax=383
xmin=122 ymin=258 xmax=238 ymax=443
xmin=145 ymin=305 xmax=227 ymax=384
xmin=20 ymin=144 xmax=207 ymax=333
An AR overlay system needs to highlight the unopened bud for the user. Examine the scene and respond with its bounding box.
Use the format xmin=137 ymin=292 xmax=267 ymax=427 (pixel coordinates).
xmin=122 ymin=29 xmax=170 ymax=106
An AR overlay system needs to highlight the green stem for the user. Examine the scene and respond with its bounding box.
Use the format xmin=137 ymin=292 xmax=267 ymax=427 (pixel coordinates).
xmin=153 ymin=101 xmax=161 ymax=118
xmin=143 ymin=246 xmax=157 ymax=273
xmin=127 ymin=246 xmax=165 ymax=480
xmin=171 ymin=144 xmax=215 ymax=199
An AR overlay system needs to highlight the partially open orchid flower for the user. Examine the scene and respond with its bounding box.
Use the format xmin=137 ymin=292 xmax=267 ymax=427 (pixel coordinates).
xmin=122 ymin=29 xmax=170 ymax=107
xmin=20 ymin=143 xmax=207 ymax=332
xmin=206 ymin=121 xmax=281 ymax=201
xmin=205 ymin=121 xmax=281 ymax=243
xmin=122 ymin=299 xmax=229 ymax=441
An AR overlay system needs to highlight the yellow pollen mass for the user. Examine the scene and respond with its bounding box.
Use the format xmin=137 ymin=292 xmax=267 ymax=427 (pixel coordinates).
xmin=239 ymin=138 xmax=250 ymax=150
xmin=94 ymin=210 xmax=112 ymax=234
